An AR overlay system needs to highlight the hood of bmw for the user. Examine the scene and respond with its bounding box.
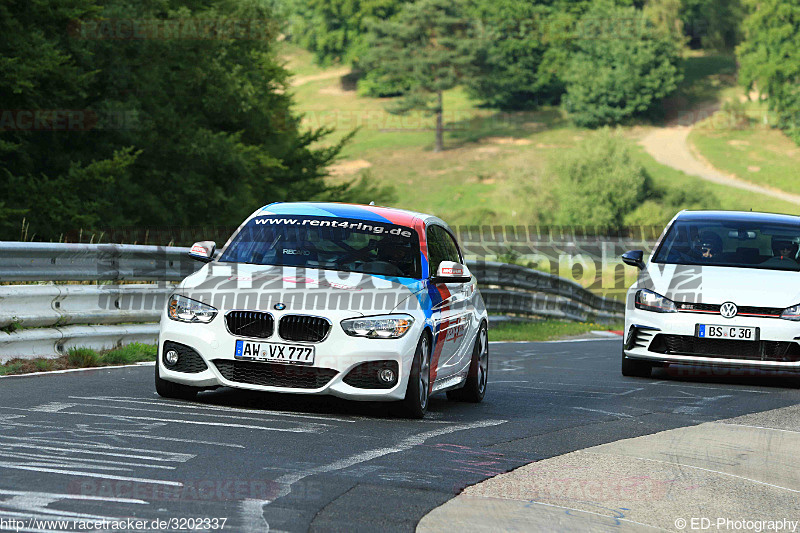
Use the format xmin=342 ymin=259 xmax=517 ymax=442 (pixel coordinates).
xmin=174 ymin=263 xmax=428 ymax=318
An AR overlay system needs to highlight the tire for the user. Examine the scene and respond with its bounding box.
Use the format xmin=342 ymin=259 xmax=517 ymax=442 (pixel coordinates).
xmin=155 ymin=362 xmax=200 ymax=400
xmin=398 ymin=333 xmax=431 ymax=419
xmin=447 ymin=323 xmax=488 ymax=403
xmin=621 ymin=351 xmax=652 ymax=378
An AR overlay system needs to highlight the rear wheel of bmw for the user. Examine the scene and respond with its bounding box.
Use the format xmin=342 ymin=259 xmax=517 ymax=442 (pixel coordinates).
xmin=155 ymin=362 xmax=200 ymax=400
xmin=447 ymin=323 xmax=488 ymax=403
xmin=621 ymin=351 xmax=652 ymax=378
xmin=399 ymin=333 xmax=431 ymax=419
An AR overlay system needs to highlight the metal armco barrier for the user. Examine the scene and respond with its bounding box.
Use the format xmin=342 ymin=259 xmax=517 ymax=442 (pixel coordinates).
xmin=0 ymin=242 xmax=193 ymax=282
xmin=468 ymin=261 xmax=624 ymax=318
xmin=0 ymin=284 xmax=170 ymax=328
xmin=0 ymin=324 xmax=159 ymax=361
xmin=0 ymin=242 xmax=624 ymax=361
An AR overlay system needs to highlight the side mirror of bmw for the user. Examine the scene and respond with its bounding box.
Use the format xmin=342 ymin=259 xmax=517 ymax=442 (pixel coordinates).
xmin=621 ymin=250 xmax=645 ymax=270
xmin=432 ymin=261 xmax=472 ymax=284
xmin=188 ymin=241 xmax=216 ymax=263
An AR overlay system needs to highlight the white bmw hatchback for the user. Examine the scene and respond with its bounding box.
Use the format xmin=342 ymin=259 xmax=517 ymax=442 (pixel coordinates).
xmin=156 ymin=202 xmax=488 ymax=417
xmin=622 ymin=210 xmax=800 ymax=378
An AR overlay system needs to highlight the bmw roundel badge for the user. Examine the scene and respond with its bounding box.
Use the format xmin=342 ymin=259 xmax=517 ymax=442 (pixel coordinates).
xmin=274 ymin=303 xmax=286 ymax=311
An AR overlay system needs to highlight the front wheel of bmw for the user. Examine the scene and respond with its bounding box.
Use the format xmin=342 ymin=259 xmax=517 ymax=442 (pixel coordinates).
xmin=398 ymin=333 xmax=431 ymax=419
xmin=155 ymin=363 xmax=200 ymax=400
xmin=447 ymin=323 xmax=488 ymax=403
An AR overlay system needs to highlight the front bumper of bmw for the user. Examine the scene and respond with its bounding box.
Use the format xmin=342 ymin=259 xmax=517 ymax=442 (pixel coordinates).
xmin=157 ymin=307 xmax=424 ymax=401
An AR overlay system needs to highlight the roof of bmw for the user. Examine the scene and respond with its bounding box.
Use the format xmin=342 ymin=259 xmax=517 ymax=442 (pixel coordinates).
xmin=258 ymin=201 xmax=442 ymax=227
xmin=676 ymin=210 xmax=800 ymax=225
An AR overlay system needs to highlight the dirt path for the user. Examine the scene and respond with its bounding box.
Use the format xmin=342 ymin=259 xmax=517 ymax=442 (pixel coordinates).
xmin=290 ymin=67 xmax=351 ymax=87
xmin=639 ymin=104 xmax=800 ymax=205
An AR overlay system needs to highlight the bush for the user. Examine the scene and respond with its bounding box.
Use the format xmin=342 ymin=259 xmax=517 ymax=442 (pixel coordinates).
xmin=0 ymin=362 xmax=26 ymax=376
xmin=67 ymin=347 xmax=101 ymax=367
xmin=552 ymin=131 xmax=651 ymax=230
xmin=355 ymin=70 xmax=410 ymax=98
xmin=552 ymin=131 xmax=722 ymax=229
xmin=34 ymin=359 xmax=54 ymax=372
xmin=102 ymin=343 xmax=157 ymax=365
xmin=563 ymin=1 xmax=683 ymax=128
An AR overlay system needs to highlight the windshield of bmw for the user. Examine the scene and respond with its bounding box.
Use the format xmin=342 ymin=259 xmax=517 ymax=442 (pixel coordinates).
xmin=653 ymin=219 xmax=800 ymax=271
xmin=218 ymin=215 xmax=422 ymax=278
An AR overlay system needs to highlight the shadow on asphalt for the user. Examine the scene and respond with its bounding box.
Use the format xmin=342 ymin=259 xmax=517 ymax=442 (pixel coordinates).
xmin=651 ymin=364 xmax=800 ymax=389
xmin=189 ymin=387 xmax=457 ymax=419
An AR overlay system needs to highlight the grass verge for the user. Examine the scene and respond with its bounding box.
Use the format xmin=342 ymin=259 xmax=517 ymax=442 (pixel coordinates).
xmin=689 ymin=116 xmax=800 ymax=197
xmin=0 ymin=342 xmax=157 ymax=376
xmin=490 ymin=320 xmax=623 ymax=342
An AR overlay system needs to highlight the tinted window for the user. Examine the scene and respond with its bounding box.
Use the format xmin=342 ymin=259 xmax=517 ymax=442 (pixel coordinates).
xmin=427 ymin=225 xmax=461 ymax=275
xmin=653 ymin=219 xmax=800 ymax=271
xmin=219 ymin=215 xmax=421 ymax=278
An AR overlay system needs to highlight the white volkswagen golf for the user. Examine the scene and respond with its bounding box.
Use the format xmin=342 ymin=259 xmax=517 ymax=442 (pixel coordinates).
xmin=156 ymin=202 xmax=488 ymax=417
xmin=622 ymin=210 xmax=800 ymax=378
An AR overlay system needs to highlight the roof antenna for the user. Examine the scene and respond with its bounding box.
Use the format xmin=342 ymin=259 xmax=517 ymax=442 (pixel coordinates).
xmin=369 ymin=201 xmax=375 ymax=206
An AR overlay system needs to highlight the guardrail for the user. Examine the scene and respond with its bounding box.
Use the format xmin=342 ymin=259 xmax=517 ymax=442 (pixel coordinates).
xmin=0 ymin=242 xmax=624 ymax=361
xmin=0 ymin=242 xmax=193 ymax=282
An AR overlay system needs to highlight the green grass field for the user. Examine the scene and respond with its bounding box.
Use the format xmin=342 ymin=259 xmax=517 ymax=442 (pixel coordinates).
xmin=282 ymin=43 xmax=796 ymax=228
xmin=0 ymin=343 xmax=157 ymax=376
xmin=631 ymin=143 xmax=800 ymax=215
xmin=689 ymin=117 xmax=800 ymax=197
xmin=666 ymin=51 xmax=737 ymax=112
xmin=490 ymin=320 xmax=623 ymax=342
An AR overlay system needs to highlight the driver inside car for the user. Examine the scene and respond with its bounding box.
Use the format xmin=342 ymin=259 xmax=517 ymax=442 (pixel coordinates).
xmin=691 ymin=231 xmax=723 ymax=260
xmin=370 ymin=237 xmax=412 ymax=276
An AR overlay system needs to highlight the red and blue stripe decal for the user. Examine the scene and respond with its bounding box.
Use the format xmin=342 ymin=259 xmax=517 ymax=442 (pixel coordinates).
xmin=260 ymin=202 xmax=430 ymax=277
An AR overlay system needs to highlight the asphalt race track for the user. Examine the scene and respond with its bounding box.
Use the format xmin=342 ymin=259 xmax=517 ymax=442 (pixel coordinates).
xmin=1 ymin=338 xmax=799 ymax=532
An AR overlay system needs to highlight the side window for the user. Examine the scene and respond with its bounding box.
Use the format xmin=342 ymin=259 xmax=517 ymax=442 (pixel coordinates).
xmin=440 ymin=229 xmax=462 ymax=264
xmin=426 ymin=226 xmax=446 ymax=276
xmin=426 ymin=225 xmax=462 ymax=276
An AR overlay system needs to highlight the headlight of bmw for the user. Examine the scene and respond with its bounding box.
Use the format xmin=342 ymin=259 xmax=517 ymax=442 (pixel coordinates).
xmin=341 ymin=314 xmax=414 ymax=339
xmin=167 ymin=294 xmax=218 ymax=323
xmin=781 ymin=303 xmax=800 ymax=321
xmin=635 ymin=289 xmax=677 ymax=313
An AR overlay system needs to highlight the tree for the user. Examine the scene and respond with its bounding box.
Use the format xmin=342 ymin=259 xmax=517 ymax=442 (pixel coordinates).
xmin=644 ymin=0 xmax=687 ymax=47
xmin=562 ymin=1 xmax=684 ymax=128
xmin=737 ymin=0 xmax=800 ymax=145
xmin=0 ymin=0 xmax=366 ymax=241
xmin=465 ymin=1 xmax=558 ymax=110
xmin=0 ymin=0 xmax=130 ymax=238
xmin=286 ymin=0 xmax=410 ymax=65
xmin=680 ymin=0 xmax=744 ymax=50
xmin=362 ymin=0 xmax=481 ymax=152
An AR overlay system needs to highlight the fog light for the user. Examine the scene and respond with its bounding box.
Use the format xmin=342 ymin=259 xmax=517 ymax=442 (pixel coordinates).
xmin=378 ymin=368 xmax=396 ymax=384
xmin=164 ymin=349 xmax=179 ymax=366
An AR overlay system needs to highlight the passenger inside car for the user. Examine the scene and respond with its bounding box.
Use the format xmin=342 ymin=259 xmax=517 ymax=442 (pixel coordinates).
xmin=762 ymin=238 xmax=799 ymax=266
